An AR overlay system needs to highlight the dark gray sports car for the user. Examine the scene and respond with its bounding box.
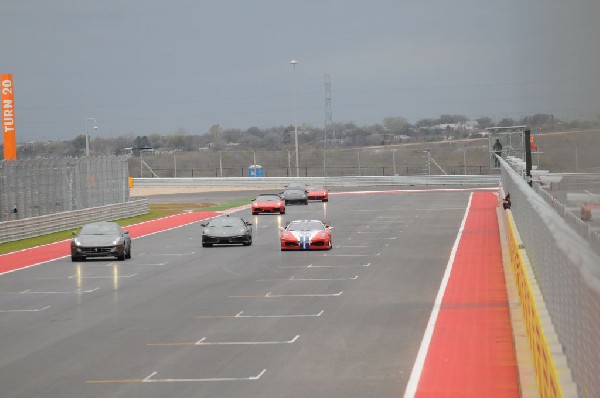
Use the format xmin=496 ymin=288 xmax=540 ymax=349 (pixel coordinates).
xmin=71 ymin=221 xmax=131 ymax=262
xmin=280 ymin=188 xmax=308 ymax=205
xmin=201 ymin=216 xmax=253 ymax=247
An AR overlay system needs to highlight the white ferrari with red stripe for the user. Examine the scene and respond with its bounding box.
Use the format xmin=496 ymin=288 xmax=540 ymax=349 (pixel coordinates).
xmin=280 ymin=220 xmax=332 ymax=251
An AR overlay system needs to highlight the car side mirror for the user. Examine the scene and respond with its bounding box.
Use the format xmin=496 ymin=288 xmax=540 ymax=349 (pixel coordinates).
xmin=247 ymin=222 xmax=253 ymax=226
xmin=200 ymin=223 xmax=208 ymax=227
xmin=279 ymin=227 xmax=284 ymax=231
xmin=124 ymin=230 xmax=129 ymax=234
xmin=72 ymin=231 xmax=77 ymax=236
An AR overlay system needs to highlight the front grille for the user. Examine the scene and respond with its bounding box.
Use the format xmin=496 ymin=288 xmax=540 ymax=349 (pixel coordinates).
xmin=312 ymin=241 xmax=324 ymax=246
xmin=204 ymin=236 xmax=246 ymax=244
xmin=80 ymin=246 xmax=113 ymax=254
xmin=285 ymin=242 xmax=299 ymax=247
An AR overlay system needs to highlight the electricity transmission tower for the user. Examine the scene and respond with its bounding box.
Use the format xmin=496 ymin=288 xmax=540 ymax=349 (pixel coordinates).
xmin=324 ymin=73 xmax=335 ymax=145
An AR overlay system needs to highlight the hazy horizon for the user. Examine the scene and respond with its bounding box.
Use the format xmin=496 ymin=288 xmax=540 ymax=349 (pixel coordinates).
xmin=2 ymin=0 xmax=599 ymax=142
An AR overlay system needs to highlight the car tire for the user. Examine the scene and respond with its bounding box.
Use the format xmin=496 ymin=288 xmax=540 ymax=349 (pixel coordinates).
xmin=280 ymin=209 xmax=285 ymax=214
xmin=125 ymin=246 xmax=131 ymax=259
xmin=202 ymin=242 xmax=212 ymax=247
xmin=323 ymin=199 xmax=328 ymax=202
xmin=117 ymin=252 xmax=125 ymax=261
xmin=243 ymin=237 xmax=252 ymax=246
xmin=71 ymin=255 xmax=79 ymax=262
xmin=304 ymin=200 xmax=308 ymax=205
xmin=328 ymin=240 xmax=333 ymax=250
xmin=252 ymin=211 xmax=258 ymax=215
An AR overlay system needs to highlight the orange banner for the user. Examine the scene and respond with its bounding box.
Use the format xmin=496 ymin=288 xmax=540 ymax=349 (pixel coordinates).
xmin=1 ymin=73 xmax=17 ymax=160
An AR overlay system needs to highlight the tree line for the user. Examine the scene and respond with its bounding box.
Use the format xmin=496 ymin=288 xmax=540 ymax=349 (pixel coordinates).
xmin=6 ymin=113 xmax=599 ymax=159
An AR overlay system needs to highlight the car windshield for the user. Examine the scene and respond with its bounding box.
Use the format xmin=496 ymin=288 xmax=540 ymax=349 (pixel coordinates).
xmin=80 ymin=223 xmax=119 ymax=235
xmin=256 ymin=195 xmax=280 ymax=201
xmin=208 ymin=218 xmax=245 ymax=228
xmin=286 ymin=183 xmax=306 ymax=189
xmin=283 ymin=189 xmax=305 ymax=194
xmin=287 ymin=221 xmax=324 ymax=231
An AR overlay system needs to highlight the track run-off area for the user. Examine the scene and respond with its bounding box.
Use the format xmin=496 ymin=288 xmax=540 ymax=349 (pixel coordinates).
xmin=0 ymin=187 xmax=518 ymax=398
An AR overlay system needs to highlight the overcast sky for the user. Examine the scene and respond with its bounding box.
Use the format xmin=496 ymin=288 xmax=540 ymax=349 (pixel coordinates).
xmin=2 ymin=0 xmax=600 ymax=142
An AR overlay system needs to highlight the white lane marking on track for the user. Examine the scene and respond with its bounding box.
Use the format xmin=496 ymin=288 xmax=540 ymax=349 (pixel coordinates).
xmin=194 ymin=310 xmax=324 ymax=319
xmin=280 ymin=263 xmax=370 ymax=268
xmin=231 ymin=291 xmax=343 ymax=298
xmin=403 ymin=192 xmax=473 ymax=398
xmin=18 ymin=287 xmax=100 ymax=294
xmin=196 ymin=335 xmax=299 ymax=345
xmin=142 ymin=369 xmax=267 ymax=382
xmin=149 ymin=252 xmax=196 ymax=256
xmin=290 ymin=275 xmax=358 ymax=281
xmin=0 ymin=305 xmax=51 ymax=313
xmin=65 ymin=273 xmax=137 ymax=279
xmin=324 ymin=252 xmax=379 ymax=257
xmin=147 ymin=335 xmax=300 ymax=346
xmin=257 ymin=275 xmax=357 ymax=281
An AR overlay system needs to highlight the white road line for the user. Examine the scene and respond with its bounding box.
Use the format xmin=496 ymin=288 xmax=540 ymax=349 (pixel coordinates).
xmin=194 ymin=310 xmax=324 ymax=319
xmin=281 ymin=263 xmax=370 ymax=268
xmin=325 ymin=253 xmax=379 ymax=257
xmin=147 ymin=335 xmax=300 ymax=346
xmin=196 ymin=335 xmax=300 ymax=345
xmin=257 ymin=275 xmax=357 ymax=281
xmin=289 ymin=275 xmax=358 ymax=281
xmin=142 ymin=369 xmax=267 ymax=382
xmin=67 ymin=273 xmax=137 ymax=279
xmin=18 ymin=287 xmax=100 ymax=294
xmin=0 ymin=306 xmax=51 ymax=313
xmin=403 ymin=192 xmax=473 ymax=398
xmin=231 ymin=291 xmax=343 ymax=298
xmin=151 ymin=252 xmax=196 ymax=256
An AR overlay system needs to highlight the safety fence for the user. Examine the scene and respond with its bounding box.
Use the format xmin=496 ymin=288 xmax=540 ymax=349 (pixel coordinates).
xmin=0 ymin=199 xmax=149 ymax=244
xmin=132 ymin=175 xmax=500 ymax=189
xmin=501 ymin=157 xmax=600 ymax=397
xmin=0 ymin=157 xmax=130 ymax=222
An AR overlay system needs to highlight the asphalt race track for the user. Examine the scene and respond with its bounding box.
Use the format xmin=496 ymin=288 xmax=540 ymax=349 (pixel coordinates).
xmin=0 ymin=188 xmax=479 ymax=398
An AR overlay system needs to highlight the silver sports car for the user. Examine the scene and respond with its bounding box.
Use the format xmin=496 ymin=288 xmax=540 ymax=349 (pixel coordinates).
xmin=71 ymin=221 xmax=131 ymax=261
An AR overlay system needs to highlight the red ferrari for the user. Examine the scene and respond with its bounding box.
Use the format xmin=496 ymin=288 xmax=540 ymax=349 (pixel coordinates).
xmin=252 ymin=194 xmax=286 ymax=215
xmin=280 ymin=220 xmax=333 ymax=251
xmin=306 ymin=185 xmax=329 ymax=202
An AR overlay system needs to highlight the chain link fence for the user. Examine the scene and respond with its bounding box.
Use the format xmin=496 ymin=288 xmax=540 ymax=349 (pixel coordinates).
xmin=501 ymin=157 xmax=600 ymax=397
xmin=0 ymin=157 xmax=130 ymax=222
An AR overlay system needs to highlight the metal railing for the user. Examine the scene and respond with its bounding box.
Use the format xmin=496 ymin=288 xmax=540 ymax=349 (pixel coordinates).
xmin=0 ymin=199 xmax=149 ymax=244
xmin=132 ymin=175 xmax=500 ymax=189
xmin=501 ymin=157 xmax=600 ymax=397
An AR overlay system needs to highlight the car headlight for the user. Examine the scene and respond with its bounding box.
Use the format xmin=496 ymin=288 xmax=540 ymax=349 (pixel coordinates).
xmin=203 ymin=229 xmax=209 ymax=234
xmin=73 ymin=239 xmax=81 ymax=246
xmin=112 ymin=238 xmax=124 ymax=245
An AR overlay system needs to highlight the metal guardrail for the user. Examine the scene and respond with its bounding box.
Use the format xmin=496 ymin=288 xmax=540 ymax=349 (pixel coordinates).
xmin=0 ymin=199 xmax=149 ymax=244
xmin=132 ymin=175 xmax=500 ymax=188
xmin=501 ymin=157 xmax=600 ymax=397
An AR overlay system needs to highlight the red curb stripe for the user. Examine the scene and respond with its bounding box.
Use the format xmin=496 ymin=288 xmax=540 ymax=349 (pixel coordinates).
xmin=415 ymin=192 xmax=519 ymax=397
xmin=0 ymin=211 xmax=219 ymax=275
